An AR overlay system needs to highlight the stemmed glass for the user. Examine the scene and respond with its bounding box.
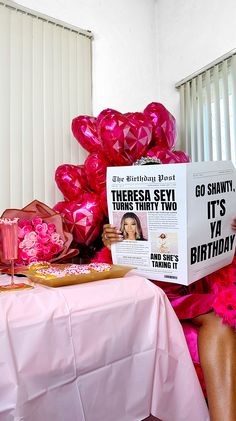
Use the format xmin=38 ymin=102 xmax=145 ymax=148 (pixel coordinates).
xmin=0 ymin=217 xmax=27 ymax=290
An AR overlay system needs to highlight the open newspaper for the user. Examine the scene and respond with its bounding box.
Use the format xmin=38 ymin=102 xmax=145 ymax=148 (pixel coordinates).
xmin=107 ymin=160 xmax=236 ymax=285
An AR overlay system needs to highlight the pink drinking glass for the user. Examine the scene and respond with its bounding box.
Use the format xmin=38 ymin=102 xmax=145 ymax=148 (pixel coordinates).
xmin=0 ymin=217 xmax=25 ymax=289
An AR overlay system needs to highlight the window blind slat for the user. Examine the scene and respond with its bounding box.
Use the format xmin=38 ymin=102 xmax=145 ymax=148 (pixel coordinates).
xmin=61 ymin=29 xmax=71 ymax=164
xmin=53 ymin=26 xmax=64 ymax=204
xmin=76 ymin=36 xmax=92 ymax=163
xmin=179 ymin=85 xmax=186 ymax=153
xmin=230 ymin=55 xmax=236 ymax=163
xmin=10 ymin=10 xmax=23 ymax=207
xmin=212 ymin=65 xmax=222 ymax=160
xmin=205 ymin=70 xmax=213 ymax=160
xmin=185 ymin=82 xmax=191 ymax=156
xmin=69 ymin=32 xmax=78 ymax=164
xmin=222 ymin=60 xmax=231 ymax=160
xmin=197 ymin=75 xmax=204 ymax=161
xmin=190 ymin=78 xmax=197 ymax=161
xmin=32 ymin=18 xmax=45 ymax=203
xmin=22 ymin=14 xmax=33 ymax=205
xmin=44 ymin=22 xmax=55 ymax=204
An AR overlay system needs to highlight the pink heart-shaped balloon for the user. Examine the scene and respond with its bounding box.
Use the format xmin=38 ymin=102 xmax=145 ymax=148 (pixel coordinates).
xmin=97 ymin=108 xmax=119 ymax=124
xmin=84 ymin=152 xmax=110 ymax=193
xmin=100 ymin=189 xmax=108 ymax=217
xmin=56 ymin=193 xmax=104 ymax=246
xmin=53 ymin=201 xmax=69 ymax=215
xmin=147 ymin=147 xmax=190 ymax=164
xmin=172 ymin=150 xmax=191 ymax=163
xmin=55 ymin=164 xmax=88 ymax=201
xmin=144 ymin=102 xmax=177 ymax=151
xmin=71 ymin=115 xmax=101 ymax=153
xmin=98 ymin=110 xmax=152 ymax=165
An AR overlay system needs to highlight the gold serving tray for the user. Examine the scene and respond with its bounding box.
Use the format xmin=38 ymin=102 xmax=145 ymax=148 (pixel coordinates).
xmin=21 ymin=264 xmax=133 ymax=288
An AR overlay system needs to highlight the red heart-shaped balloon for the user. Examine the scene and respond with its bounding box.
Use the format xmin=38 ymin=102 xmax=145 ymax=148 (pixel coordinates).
xmin=172 ymin=150 xmax=191 ymax=163
xmin=97 ymin=108 xmax=118 ymax=123
xmin=100 ymin=189 xmax=108 ymax=217
xmin=55 ymin=164 xmax=88 ymax=201
xmin=71 ymin=115 xmax=102 ymax=153
xmin=144 ymin=102 xmax=177 ymax=151
xmin=57 ymin=193 xmax=104 ymax=246
xmin=147 ymin=147 xmax=190 ymax=164
xmin=84 ymin=152 xmax=110 ymax=193
xmin=98 ymin=110 xmax=152 ymax=165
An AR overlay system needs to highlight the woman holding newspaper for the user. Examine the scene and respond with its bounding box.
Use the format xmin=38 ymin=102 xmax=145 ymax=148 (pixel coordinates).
xmin=101 ymin=217 xmax=236 ymax=421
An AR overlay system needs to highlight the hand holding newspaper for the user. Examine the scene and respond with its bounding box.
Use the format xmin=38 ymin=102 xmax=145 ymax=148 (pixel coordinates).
xmin=106 ymin=161 xmax=236 ymax=285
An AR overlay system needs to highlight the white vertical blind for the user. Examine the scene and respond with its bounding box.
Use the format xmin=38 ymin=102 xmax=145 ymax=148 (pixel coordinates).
xmin=231 ymin=55 xmax=236 ymax=163
xmin=196 ymin=74 xmax=204 ymax=161
xmin=212 ymin=65 xmax=221 ymax=160
xmin=0 ymin=1 xmax=92 ymax=214
xmin=222 ymin=60 xmax=231 ymax=160
xmin=190 ymin=77 xmax=197 ymax=161
xmin=176 ymin=51 xmax=236 ymax=166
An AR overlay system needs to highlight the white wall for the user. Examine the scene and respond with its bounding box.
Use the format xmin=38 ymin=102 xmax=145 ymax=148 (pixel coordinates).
xmin=156 ymin=0 xmax=236 ymax=143
xmin=13 ymin=0 xmax=159 ymax=116
xmin=12 ymin=0 xmax=236 ymax=144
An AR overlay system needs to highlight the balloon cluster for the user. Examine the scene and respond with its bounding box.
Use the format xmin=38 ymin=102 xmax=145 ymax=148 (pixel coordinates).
xmin=54 ymin=102 xmax=190 ymax=247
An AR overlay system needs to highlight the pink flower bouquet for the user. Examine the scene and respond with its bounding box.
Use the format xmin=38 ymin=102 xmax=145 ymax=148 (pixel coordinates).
xmin=0 ymin=200 xmax=79 ymax=270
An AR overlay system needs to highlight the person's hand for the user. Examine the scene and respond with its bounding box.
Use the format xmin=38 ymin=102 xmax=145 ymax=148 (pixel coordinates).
xmin=232 ymin=217 xmax=236 ymax=231
xmin=102 ymin=224 xmax=123 ymax=249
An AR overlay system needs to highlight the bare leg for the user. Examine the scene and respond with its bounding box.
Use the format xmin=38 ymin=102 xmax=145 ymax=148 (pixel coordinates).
xmin=193 ymin=312 xmax=236 ymax=421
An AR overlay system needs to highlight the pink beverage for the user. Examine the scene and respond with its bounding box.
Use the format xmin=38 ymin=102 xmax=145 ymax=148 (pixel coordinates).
xmin=0 ymin=218 xmax=19 ymax=260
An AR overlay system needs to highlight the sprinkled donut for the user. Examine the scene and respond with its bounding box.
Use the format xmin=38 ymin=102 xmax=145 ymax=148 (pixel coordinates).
xmin=32 ymin=262 xmax=112 ymax=279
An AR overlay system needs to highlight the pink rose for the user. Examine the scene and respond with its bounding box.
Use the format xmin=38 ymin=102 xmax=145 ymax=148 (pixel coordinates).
xmin=24 ymin=239 xmax=35 ymax=249
xmin=51 ymin=232 xmax=60 ymax=243
xmin=18 ymin=227 xmax=25 ymax=239
xmin=42 ymin=245 xmax=50 ymax=254
xmin=57 ymin=239 xmax=64 ymax=248
xmin=27 ymin=231 xmax=37 ymax=241
xmin=26 ymin=248 xmax=38 ymax=257
xmin=50 ymin=243 xmax=60 ymax=254
xmin=45 ymin=253 xmax=53 ymax=261
xmin=19 ymin=219 xmax=32 ymax=228
xmin=23 ymin=225 xmax=33 ymax=235
xmin=19 ymin=249 xmax=30 ymax=261
xmin=38 ymin=234 xmax=50 ymax=244
xmin=32 ymin=217 xmax=43 ymax=226
xmin=28 ymin=257 xmax=38 ymax=263
xmin=42 ymin=222 xmax=48 ymax=233
xmin=35 ymin=224 xmax=43 ymax=234
xmin=19 ymin=240 xmax=25 ymax=249
xmin=47 ymin=223 xmax=56 ymax=234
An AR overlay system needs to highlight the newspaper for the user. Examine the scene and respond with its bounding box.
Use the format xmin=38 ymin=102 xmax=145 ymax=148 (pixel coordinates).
xmin=106 ymin=160 xmax=236 ymax=285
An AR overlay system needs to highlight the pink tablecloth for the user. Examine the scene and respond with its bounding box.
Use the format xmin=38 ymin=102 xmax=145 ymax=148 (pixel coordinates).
xmin=0 ymin=274 xmax=209 ymax=421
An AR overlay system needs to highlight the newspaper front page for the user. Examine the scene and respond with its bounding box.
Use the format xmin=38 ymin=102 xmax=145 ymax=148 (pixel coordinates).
xmin=107 ymin=161 xmax=236 ymax=285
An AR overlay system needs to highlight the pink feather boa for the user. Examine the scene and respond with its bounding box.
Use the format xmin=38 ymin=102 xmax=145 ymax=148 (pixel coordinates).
xmin=209 ymin=256 xmax=236 ymax=328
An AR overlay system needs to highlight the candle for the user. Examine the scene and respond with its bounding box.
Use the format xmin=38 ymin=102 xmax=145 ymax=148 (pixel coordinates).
xmin=0 ymin=218 xmax=19 ymax=260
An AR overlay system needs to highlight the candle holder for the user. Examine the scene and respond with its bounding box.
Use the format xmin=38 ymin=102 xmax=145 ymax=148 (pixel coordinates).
xmin=0 ymin=217 xmax=32 ymax=291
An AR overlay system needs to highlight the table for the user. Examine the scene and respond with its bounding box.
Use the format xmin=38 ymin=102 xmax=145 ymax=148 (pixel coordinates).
xmin=0 ymin=274 xmax=209 ymax=421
